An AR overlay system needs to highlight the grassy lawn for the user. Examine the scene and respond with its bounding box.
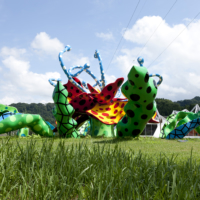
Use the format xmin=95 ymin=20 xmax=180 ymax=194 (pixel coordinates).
xmin=1 ymin=136 xmax=200 ymax=199
xmin=4 ymin=136 xmax=200 ymax=162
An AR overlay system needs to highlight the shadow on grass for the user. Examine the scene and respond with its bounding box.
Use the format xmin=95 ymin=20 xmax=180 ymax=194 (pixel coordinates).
xmin=93 ymin=136 xmax=138 ymax=144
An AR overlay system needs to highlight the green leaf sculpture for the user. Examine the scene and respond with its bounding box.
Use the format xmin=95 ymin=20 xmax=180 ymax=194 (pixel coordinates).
xmin=52 ymin=81 xmax=79 ymax=138
xmin=117 ymin=65 xmax=157 ymax=137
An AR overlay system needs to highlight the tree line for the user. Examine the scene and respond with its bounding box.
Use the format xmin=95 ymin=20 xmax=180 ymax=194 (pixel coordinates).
xmin=9 ymin=96 xmax=200 ymax=124
xmin=155 ymin=96 xmax=200 ymax=116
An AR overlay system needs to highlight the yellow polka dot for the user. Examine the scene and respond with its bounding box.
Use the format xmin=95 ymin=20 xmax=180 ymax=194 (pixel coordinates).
xmin=26 ymin=115 xmax=34 ymax=123
xmin=10 ymin=116 xmax=16 ymax=122
xmin=18 ymin=122 xmax=22 ymax=125
xmin=33 ymin=125 xmax=42 ymax=131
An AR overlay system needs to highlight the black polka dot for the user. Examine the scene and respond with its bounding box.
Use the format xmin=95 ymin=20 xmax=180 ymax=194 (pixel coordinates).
xmin=146 ymin=102 xmax=153 ymax=110
xmin=76 ymin=90 xmax=79 ymax=93
xmin=65 ymin=86 xmax=67 ymax=89
xmin=126 ymin=110 xmax=135 ymax=118
xmin=117 ymin=80 xmax=123 ymax=87
xmin=135 ymin=74 xmax=139 ymax=78
xmin=153 ymin=94 xmax=156 ymax=98
xmin=135 ymin=104 xmax=140 ymax=108
xmin=141 ymin=114 xmax=148 ymax=119
xmin=74 ymin=100 xmax=77 ymax=103
xmin=118 ymin=131 xmax=123 ymax=137
xmin=75 ymin=108 xmax=79 ymax=111
xmin=146 ymin=86 xmax=151 ymax=93
xmin=90 ymin=103 xmax=94 ymax=107
xmin=68 ymin=92 xmax=72 ymax=97
xmin=125 ymin=128 xmax=128 ymax=132
xmin=107 ymin=86 xmax=112 ymax=91
xmin=79 ymin=100 xmax=86 ymax=105
xmin=139 ymin=87 xmax=142 ymax=90
xmin=153 ymin=80 xmax=157 ymax=89
xmin=122 ymin=116 xmax=128 ymax=124
xmin=144 ymin=100 xmax=146 ymax=103
xmin=71 ymin=86 xmax=73 ymax=89
xmin=130 ymin=94 xmax=140 ymax=101
xmin=125 ymin=86 xmax=128 ymax=90
xmin=83 ymin=107 xmax=88 ymax=110
xmin=105 ymin=95 xmax=111 ymax=100
xmin=99 ymin=100 xmax=103 ymax=103
xmin=132 ymin=129 xmax=140 ymax=136
xmin=134 ymin=122 xmax=138 ymax=126
xmin=144 ymin=72 xmax=149 ymax=83
xmin=129 ymin=80 xmax=135 ymax=86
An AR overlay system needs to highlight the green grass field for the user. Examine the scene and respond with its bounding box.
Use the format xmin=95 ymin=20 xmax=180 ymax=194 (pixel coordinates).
xmin=6 ymin=136 xmax=200 ymax=162
xmin=0 ymin=136 xmax=200 ymax=199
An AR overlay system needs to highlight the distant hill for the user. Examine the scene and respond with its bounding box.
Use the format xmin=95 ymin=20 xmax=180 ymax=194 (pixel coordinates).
xmin=8 ymin=96 xmax=200 ymax=121
xmin=156 ymin=96 xmax=200 ymax=116
xmin=176 ymin=96 xmax=200 ymax=107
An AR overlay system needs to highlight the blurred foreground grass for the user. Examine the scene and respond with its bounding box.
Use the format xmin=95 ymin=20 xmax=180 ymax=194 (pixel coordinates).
xmin=1 ymin=136 xmax=200 ymax=199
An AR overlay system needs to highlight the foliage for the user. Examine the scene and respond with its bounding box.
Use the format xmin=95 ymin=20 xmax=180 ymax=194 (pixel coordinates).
xmin=155 ymin=98 xmax=182 ymax=116
xmin=0 ymin=138 xmax=200 ymax=199
xmin=7 ymin=96 xmax=200 ymax=129
xmin=176 ymin=96 xmax=200 ymax=107
xmin=156 ymin=96 xmax=200 ymax=116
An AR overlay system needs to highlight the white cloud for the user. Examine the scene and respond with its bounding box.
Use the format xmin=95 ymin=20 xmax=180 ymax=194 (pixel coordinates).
xmin=0 ymin=30 xmax=91 ymax=104
xmin=2 ymin=56 xmax=30 ymax=73
xmin=96 ymin=32 xmax=114 ymax=40
xmin=30 ymin=32 xmax=91 ymax=69
xmin=0 ymin=46 xmax=61 ymax=105
xmin=0 ymin=96 xmax=15 ymax=106
xmin=31 ymin=32 xmax=64 ymax=57
xmin=104 ymin=74 xmax=117 ymax=84
xmin=113 ymin=16 xmax=200 ymax=101
xmin=0 ymin=47 xmax=26 ymax=58
xmin=71 ymin=55 xmax=90 ymax=67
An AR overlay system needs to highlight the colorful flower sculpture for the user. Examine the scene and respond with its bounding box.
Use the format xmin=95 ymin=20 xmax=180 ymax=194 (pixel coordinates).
xmin=49 ymin=46 xmax=162 ymax=137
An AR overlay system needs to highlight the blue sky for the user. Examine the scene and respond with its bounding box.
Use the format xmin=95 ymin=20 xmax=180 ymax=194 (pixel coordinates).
xmin=0 ymin=0 xmax=200 ymax=105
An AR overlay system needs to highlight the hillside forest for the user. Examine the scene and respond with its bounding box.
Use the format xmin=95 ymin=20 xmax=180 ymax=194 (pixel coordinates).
xmin=9 ymin=96 xmax=200 ymax=126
